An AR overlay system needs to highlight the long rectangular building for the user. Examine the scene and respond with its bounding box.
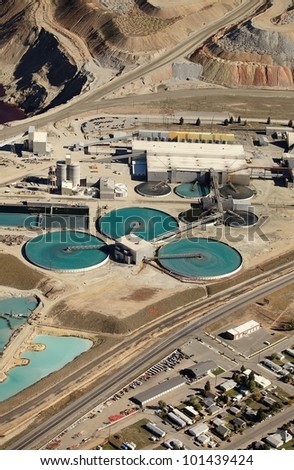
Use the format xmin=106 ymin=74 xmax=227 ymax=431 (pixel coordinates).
xmin=131 ymin=376 xmax=186 ymax=407
xmin=131 ymin=139 xmax=248 ymax=183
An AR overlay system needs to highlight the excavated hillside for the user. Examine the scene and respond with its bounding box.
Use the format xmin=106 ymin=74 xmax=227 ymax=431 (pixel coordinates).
xmin=2 ymin=0 xmax=292 ymax=118
xmin=0 ymin=0 xmax=94 ymax=116
xmin=0 ymin=0 xmax=245 ymax=116
xmin=190 ymin=1 xmax=294 ymax=88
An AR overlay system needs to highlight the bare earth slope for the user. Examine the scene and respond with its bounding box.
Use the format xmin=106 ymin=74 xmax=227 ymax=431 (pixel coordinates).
xmin=1 ymin=0 xmax=243 ymax=114
xmin=190 ymin=0 xmax=294 ymax=88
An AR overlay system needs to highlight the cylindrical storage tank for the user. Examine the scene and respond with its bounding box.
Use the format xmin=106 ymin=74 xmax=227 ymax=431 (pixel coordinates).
xmin=65 ymin=154 xmax=72 ymax=166
xmin=67 ymin=163 xmax=80 ymax=187
xmin=56 ymin=163 xmax=67 ymax=189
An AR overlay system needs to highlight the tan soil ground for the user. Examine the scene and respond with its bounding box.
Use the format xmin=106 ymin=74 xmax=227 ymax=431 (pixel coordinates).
xmin=205 ymin=276 xmax=294 ymax=336
xmin=100 ymin=91 xmax=294 ymax=120
xmin=49 ymin=285 xmax=206 ymax=335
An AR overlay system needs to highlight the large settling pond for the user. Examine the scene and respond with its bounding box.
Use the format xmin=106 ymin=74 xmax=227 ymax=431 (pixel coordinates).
xmin=0 ymin=296 xmax=38 ymax=354
xmin=0 ymin=335 xmax=92 ymax=402
xmin=99 ymin=207 xmax=179 ymax=241
xmin=25 ymin=231 xmax=109 ymax=272
xmin=158 ymin=238 xmax=242 ymax=279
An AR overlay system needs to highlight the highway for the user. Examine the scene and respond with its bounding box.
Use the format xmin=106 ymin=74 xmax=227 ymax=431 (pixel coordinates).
xmin=0 ymin=0 xmax=267 ymax=140
xmin=6 ymin=265 xmax=294 ymax=449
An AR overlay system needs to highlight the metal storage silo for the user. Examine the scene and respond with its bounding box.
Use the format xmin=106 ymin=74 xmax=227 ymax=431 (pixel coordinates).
xmin=67 ymin=163 xmax=80 ymax=187
xmin=56 ymin=163 xmax=67 ymax=190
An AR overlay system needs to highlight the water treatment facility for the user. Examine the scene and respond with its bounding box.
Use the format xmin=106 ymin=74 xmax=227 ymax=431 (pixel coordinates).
xmin=0 ymin=117 xmax=294 ymax=282
xmin=1 ymin=111 xmax=294 ymax=448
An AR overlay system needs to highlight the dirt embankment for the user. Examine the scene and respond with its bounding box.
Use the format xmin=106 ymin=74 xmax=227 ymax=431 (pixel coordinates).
xmin=190 ymin=1 xmax=294 ymax=88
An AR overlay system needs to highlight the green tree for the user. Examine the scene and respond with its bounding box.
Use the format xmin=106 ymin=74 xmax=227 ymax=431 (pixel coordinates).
xmin=204 ymin=380 xmax=211 ymax=396
xmin=249 ymin=371 xmax=255 ymax=382
xmin=195 ymin=117 xmax=201 ymax=126
xmin=256 ymin=408 xmax=266 ymax=422
xmin=229 ymin=116 xmax=234 ymax=124
xmin=237 ymin=115 xmax=241 ymax=124
xmin=224 ymin=118 xmax=229 ymax=126
xmin=179 ymin=117 xmax=184 ymax=125
xmin=249 ymin=380 xmax=256 ymax=393
xmin=267 ymin=116 xmax=271 ymax=124
xmin=158 ymin=400 xmax=166 ymax=410
xmin=283 ymin=373 xmax=293 ymax=383
xmin=288 ymin=119 xmax=293 ymax=128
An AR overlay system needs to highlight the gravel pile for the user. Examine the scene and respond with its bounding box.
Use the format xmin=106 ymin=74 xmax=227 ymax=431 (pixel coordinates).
xmin=218 ymin=21 xmax=294 ymax=66
xmin=280 ymin=12 xmax=294 ymax=25
xmin=172 ymin=62 xmax=202 ymax=80
xmin=100 ymin=0 xmax=134 ymax=14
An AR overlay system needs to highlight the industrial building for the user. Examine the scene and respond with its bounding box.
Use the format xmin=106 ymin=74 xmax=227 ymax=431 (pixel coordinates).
xmin=131 ymin=137 xmax=249 ymax=184
xmin=114 ymin=235 xmax=154 ymax=265
xmin=135 ymin=130 xmax=235 ymax=143
xmin=28 ymin=126 xmax=50 ymax=156
xmin=99 ymin=177 xmax=115 ymax=200
xmin=130 ymin=376 xmax=186 ymax=407
xmin=181 ymin=360 xmax=217 ymax=380
xmin=226 ymin=320 xmax=260 ymax=340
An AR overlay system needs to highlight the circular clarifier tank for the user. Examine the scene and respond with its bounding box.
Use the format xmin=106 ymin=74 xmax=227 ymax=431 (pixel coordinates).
xmin=25 ymin=231 xmax=109 ymax=272
xmin=99 ymin=207 xmax=179 ymax=241
xmin=224 ymin=210 xmax=259 ymax=227
xmin=175 ymin=182 xmax=209 ymax=199
xmin=158 ymin=238 xmax=242 ymax=280
xmin=179 ymin=206 xmax=206 ymax=224
xmin=220 ymin=184 xmax=254 ymax=201
xmin=136 ymin=182 xmax=171 ymax=197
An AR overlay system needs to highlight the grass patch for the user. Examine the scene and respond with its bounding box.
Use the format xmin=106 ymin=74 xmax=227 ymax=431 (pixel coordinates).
xmin=212 ymin=367 xmax=225 ymax=376
xmin=226 ymin=389 xmax=239 ymax=397
xmin=244 ymin=398 xmax=266 ymax=411
xmin=282 ymin=439 xmax=294 ymax=450
xmin=109 ymin=419 xmax=153 ymax=450
xmin=103 ymin=442 xmax=118 ymax=450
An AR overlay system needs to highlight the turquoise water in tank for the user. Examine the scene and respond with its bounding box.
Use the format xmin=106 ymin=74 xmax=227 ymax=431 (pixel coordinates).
xmin=99 ymin=207 xmax=179 ymax=240
xmin=158 ymin=238 xmax=242 ymax=279
xmin=25 ymin=231 xmax=109 ymax=271
xmin=0 ymin=296 xmax=38 ymax=353
xmin=0 ymin=335 xmax=92 ymax=401
xmin=175 ymin=182 xmax=209 ymax=198
xmin=0 ymin=213 xmax=38 ymax=227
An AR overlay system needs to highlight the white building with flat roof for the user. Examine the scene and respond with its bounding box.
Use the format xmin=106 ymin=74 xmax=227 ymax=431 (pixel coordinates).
xmin=28 ymin=130 xmax=50 ymax=156
xmin=114 ymin=235 xmax=154 ymax=265
xmin=226 ymin=320 xmax=260 ymax=340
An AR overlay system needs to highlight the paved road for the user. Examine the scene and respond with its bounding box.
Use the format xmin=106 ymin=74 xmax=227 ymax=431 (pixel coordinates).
xmin=6 ymin=266 xmax=294 ymax=449
xmin=0 ymin=0 xmax=265 ymax=140
xmin=221 ymin=406 xmax=294 ymax=450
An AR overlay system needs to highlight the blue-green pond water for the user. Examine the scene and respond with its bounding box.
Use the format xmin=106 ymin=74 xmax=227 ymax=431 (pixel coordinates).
xmin=0 ymin=296 xmax=38 ymax=353
xmin=0 ymin=335 xmax=92 ymax=401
